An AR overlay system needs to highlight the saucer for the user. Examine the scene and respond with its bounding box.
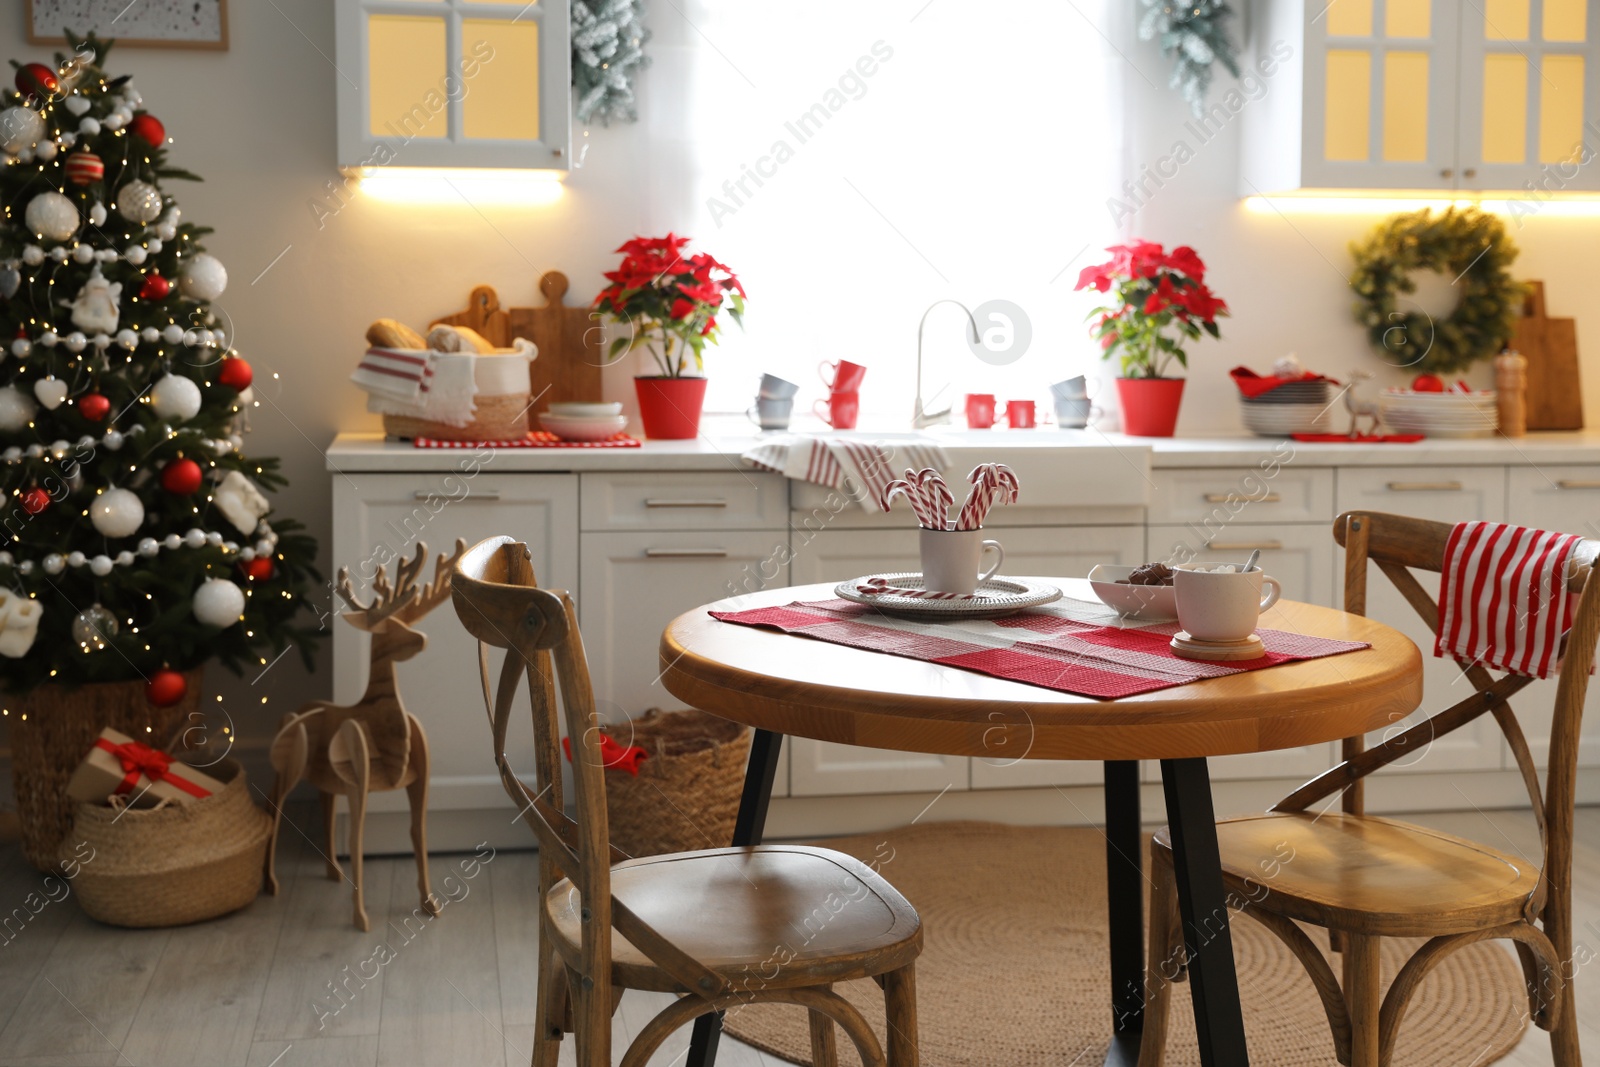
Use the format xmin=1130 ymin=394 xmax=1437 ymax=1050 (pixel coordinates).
xmin=834 ymin=573 xmax=1061 ymax=621
xmin=1169 ymin=631 xmax=1266 ymax=662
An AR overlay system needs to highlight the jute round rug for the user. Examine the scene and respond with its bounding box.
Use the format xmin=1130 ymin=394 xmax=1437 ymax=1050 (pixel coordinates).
xmin=723 ymin=822 xmax=1529 ymax=1066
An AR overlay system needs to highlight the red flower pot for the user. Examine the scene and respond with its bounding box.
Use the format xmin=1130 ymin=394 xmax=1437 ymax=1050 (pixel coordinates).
xmin=1116 ymin=377 xmax=1185 ymax=437
xmin=634 ymin=376 xmax=709 ymax=440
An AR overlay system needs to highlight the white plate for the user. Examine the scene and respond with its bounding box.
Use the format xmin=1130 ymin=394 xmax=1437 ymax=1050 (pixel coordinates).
xmin=547 ymin=401 xmax=624 ymax=417
xmin=539 ymin=412 xmax=629 ymax=441
xmin=1087 ymin=564 xmax=1178 ymax=621
xmin=833 ymin=573 xmax=1062 ymax=620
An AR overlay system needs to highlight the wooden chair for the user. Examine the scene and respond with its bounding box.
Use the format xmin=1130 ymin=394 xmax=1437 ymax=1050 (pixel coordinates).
xmin=1138 ymin=510 xmax=1600 ymax=1067
xmin=451 ymin=536 xmax=923 ymax=1067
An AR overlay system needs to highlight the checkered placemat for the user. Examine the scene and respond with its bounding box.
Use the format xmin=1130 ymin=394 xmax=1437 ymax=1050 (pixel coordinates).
xmin=710 ymin=595 xmax=1370 ymax=699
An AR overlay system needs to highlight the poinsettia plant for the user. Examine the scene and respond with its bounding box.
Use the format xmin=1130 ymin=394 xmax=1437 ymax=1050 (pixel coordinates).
xmin=1076 ymin=241 xmax=1229 ymax=379
xmin=593 ymin=234 xmax=746 ymax=378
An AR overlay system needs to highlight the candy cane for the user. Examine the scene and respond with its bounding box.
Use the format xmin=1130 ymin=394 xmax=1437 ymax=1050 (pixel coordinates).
xmin=913 ymin=467 xmax=954 ymax=530
xmin=858 ymin=577 xmax=976 ymax=600
xmin=884 ymin=479 xmax=933 ymax=528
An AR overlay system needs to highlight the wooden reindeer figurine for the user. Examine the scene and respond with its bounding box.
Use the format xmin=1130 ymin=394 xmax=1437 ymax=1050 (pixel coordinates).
xmin=264 ymin=540 xmax=466 ymax=931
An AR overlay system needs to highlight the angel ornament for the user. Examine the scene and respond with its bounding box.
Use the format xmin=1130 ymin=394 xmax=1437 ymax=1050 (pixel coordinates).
xmin=68 ymin=265 xmax=121 ymax=334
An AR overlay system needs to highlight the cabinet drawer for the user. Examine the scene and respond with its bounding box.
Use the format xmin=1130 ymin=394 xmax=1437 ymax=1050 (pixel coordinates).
xmin=1509 ymin=466 xmax=1600 ymax=534
xmin=1148 ymin=465 xmax=1333 ymax=526
xmin=581 ymin=471 xmax=787 ymax=531
xmin=1336 ymin=466 xmax=1505 ymax=523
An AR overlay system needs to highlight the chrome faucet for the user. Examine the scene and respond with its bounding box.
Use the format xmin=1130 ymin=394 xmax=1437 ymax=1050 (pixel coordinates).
xmin=913 ymin=299 xmax=980 ymax=429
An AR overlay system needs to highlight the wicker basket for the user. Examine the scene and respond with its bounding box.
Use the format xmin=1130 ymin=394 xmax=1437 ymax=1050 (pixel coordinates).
xmin=59 ymin=758 xmax=271 ymax=928
xmin=601 ymin=708 xmax=752 ymax=858
xmin=9 ymin=667 xmax=204 ymax=872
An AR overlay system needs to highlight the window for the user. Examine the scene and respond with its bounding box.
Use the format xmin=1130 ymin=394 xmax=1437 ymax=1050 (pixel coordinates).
xmin=649 ymin=0 xmax=1125 ymax=418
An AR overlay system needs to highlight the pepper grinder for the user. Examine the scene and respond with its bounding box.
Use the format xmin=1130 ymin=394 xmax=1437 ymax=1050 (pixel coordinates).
xmin=1496 ymin=348 xmax=1527 ymax=437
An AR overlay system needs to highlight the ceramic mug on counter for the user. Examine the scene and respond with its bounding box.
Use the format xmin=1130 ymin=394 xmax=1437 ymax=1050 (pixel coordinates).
xmin=748 ymin=396 xmax=794 ymax=431
xmin=1051 ymin=376 xmax=1095 ymax=402
xmin=819 ymin=359 xmax=867 ymax=392
xmin=759 ymin=373 xmax=799 ymax=399
xmin=965 ymin=393 xmax=997 ymax=429
xmin=1004 ymin=400 xmax=1037 ymax=429
xmin=814 ymin=391 xmax=860 ymax=429
xmin=1054 ymin=396 xmax=1103 ymax=429
xmin=1173 ymin=563 xmax=1281 ymax=641
xmin=920 ymin=527 xmax=1005 ymax=595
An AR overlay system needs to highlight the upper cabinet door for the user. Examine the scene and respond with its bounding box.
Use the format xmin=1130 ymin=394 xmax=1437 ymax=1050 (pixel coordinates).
xmin=1301 ymin=0 xmax=1463 ymax=189
xmin=335 ymin=0 xmax=570 ymax=171
xmin=1457 ymin=0 xmax=1600 ymax=191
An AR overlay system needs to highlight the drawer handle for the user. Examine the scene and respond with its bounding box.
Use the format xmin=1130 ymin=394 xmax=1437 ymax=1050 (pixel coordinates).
xmin=1385 ymin=481 xmax=1463 ymax=492
xmin=644 ymin=548 xmax=729 ymax=558
xmin=1205 ymin=540 xmax=1283 ymax=552
xmin=644 ymin=498 xmax=728 ymax=509
xmin=1203 ymin=492 xmax=1281 ymax=504
xmin=415 ymin=489 xmax=500 ymax=501
xmin=1558 ymin=480 xmax=1600 ymax=490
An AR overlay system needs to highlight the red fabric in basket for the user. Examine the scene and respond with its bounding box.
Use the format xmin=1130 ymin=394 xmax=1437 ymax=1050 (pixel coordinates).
xmin=711 ymin=598 xmax=1369 ymax=700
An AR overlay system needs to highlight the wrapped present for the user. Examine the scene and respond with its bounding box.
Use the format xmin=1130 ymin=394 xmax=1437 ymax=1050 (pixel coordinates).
xmin=65 ymin=728 xmax=224 ymax=808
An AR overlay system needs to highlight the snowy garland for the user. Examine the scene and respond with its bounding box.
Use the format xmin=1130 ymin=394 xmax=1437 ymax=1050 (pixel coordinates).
xmin=0 ymin=427 xmax=241 ymax=464
xmin=0 ymin=521 xmax=280 ymax=577
xmin=572 ymin=0 xmax=650 ymax=125
xmin=1138 ymin=0 xmax=1242 ymax=118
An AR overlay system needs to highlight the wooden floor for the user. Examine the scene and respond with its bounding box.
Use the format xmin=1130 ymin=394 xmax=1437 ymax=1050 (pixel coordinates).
xmin=0 ymin=805 xmax=1594 ymax=1066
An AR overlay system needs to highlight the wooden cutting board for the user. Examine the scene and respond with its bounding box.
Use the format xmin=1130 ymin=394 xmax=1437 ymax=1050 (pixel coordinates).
xmin=1511 ymin=280 xmax=1583 ymax=430
xmin=432 ymin=271 xmax=603 ymax=418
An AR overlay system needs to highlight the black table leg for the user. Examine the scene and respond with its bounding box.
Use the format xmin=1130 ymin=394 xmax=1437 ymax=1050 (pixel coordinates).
xmin=685 ymin=728 xmax=785 ymax=1067
xmin=1103 ymin=760 xmax=1144 ymax=1067
xmin=1160 ymin=757 xmax=1249 ymax=1067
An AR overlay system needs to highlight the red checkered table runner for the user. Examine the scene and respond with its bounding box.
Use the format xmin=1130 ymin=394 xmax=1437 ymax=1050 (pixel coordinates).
xmin=711 ymin=595 xmax=1370 ymax=700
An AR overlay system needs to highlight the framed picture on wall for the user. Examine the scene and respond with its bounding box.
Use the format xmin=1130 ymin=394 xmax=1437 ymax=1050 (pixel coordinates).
xmin=26 ymin=0 xmax=229 ymax=51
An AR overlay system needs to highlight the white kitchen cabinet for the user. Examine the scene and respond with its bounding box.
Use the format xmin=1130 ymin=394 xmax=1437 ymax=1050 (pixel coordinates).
xmin=331 ymin=471 xmax=580 ymax=820
xmin=1246 ymin=0 xmax=1600 ymax=194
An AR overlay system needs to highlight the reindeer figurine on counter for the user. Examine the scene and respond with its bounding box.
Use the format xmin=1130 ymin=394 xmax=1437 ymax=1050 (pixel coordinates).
xmin=264 ymin=540 xmax=467 ymax=931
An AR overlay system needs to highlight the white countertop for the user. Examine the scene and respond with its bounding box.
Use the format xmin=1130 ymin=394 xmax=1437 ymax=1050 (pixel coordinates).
xmin=327 ymin=424 xmax=1600 ymax=473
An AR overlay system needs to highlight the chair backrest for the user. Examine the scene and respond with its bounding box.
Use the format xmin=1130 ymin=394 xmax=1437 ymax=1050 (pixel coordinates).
xmin=451 ymin=536 xmax=730 ymax=1002
xmin=1275 ymin=511 xmax=1600 ymax=935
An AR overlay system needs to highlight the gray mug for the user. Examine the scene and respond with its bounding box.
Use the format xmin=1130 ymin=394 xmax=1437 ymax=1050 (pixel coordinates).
xmin=1051 ymin=375 xmax=1092 ymax=401
xmin=758 ymin=374 xmax=800 ymax=400
xmin=1054 ymin=396 xmax=1102 ymax=429
xmin=748 ymin=396 xmax=794 ymax=431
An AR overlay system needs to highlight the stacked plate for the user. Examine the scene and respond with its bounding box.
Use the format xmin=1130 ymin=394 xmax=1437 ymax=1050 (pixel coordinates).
xmin=1378 ymin=389 xmax=1498 ymax=438
xmin=1238 ymin=380 xmax=1334 ymax=436
xmin=540 ymin=401 xmax=628 ymax=441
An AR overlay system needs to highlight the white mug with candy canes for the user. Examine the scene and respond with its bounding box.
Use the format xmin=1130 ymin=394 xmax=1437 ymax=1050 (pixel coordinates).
xmin=884 ymin=463 xmax=1019 ymax=595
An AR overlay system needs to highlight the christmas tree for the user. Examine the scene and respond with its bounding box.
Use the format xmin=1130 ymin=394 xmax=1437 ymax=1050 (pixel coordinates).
xmin=0 ymin=35 xmax=319 ymax=700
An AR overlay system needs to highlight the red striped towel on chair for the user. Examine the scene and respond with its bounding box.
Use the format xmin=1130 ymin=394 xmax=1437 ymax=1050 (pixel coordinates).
xmin=1436 ymin=522 xmax=1582 ymax=678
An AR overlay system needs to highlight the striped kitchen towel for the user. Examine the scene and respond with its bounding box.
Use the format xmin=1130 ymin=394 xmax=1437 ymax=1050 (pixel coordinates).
xmin=1436 ymin=522 xmax=1583 ymax=679
xmin=351 ymin=347 xmax=434 ymax=402
xmin=742 ymin=435 xmax=949 ymax=511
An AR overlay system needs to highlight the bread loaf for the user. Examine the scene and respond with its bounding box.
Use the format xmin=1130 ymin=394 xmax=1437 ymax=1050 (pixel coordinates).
xmin=365 ymin=318 xmax=426 ymax=350
xmin=426 ymin=323 xmax=495 ymax=354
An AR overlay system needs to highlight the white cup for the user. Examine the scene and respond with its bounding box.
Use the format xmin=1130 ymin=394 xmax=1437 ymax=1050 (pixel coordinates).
xmin=1173 ymin=564 xmax=1282 ymax=641
xmin=919 ymin=528 xmax=1005 ymax=595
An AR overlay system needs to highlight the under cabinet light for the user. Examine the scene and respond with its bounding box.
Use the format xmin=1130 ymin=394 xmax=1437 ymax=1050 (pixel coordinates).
xmin=352 ymin=167 xmax=565 ymax=206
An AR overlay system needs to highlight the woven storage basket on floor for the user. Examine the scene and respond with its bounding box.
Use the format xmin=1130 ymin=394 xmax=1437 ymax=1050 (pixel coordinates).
xmin=59 ymin=757 xmax=271 ymax=928
xmin=9 ymin=666 xmax=204 ymax=872
xmin=601 ymin=708 xmax=751 ymax=858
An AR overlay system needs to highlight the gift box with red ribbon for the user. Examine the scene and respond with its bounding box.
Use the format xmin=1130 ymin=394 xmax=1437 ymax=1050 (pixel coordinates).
xmin=64 ymin=727 xmax=224 ymax=808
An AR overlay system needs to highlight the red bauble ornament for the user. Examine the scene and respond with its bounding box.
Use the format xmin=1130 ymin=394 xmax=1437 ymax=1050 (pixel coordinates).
xmin=20 ymin=487 xmax=49 ymax=514
xmin=15 ymin=64 xmax=57 ymax=97
xmin=241 ymin=556 xmax=275 ymax=582
xmin=78 ymin=392 xmax=110 ymax=422
xmin=129 ymin=113 xmax=165 ymax=148
xmin=63 ymin=151 xmax=104 ymax=186
xmin=146 ymin=669 xmax=187 ymax=708
xmin=160 ymin=457 xmax=203 ymax=494
xmin=216 ymin=356 xmax=252 ymax=391
xmin=139 ymin=273 xmax=170 ymax=300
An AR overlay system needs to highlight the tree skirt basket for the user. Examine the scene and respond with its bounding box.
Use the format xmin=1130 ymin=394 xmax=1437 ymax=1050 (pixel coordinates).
xmin=601 ymin=708 xmax=751 ymax=858
xmin=59 ymin=757 xmax=271 ymax=928
xmin=9 ymin=667 xmax=204 ymax=872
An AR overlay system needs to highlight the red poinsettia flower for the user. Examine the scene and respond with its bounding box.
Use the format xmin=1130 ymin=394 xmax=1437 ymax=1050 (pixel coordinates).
xmin=701 ymin=316 xmax=717 ymax=336
xmin=1163 ymin=245 xmax=1206 ymax=280
xmin=1108 ymin=240 xmax=1167 ymax=280
xmin=1176 ymin=282 xmax=1228 ymax=323
xmin=594 ymin=234 xmax=746 ymax=376
xmin=1076 ymin=263 xmax=1113 ymax=292
xmin=669 ymin=297 xmax=696 ymax=320
xmin=1143 ymin=275 xmax=1183 ymax=317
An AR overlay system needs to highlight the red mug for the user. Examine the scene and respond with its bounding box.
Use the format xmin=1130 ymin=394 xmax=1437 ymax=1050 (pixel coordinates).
xmin=965 ymin=393 xmax=997 ymax=429
xmin=819 ymin=359 xmax=867 ymax=392
xmin=814 ymin=390 xmax=860 ymax=429
xmin=1005 ymin=400 xmax=1037 ymax=429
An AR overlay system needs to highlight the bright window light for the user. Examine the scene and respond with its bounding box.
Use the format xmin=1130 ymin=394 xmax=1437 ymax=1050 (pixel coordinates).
xmin=355 ymin=168 xmax=565 ymax=206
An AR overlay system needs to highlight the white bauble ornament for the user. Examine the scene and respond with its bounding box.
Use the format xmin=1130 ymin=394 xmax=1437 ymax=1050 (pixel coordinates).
xmin=124 ymin=245 xmax=146 ymax=265
xmin=103 ymin=430 xmax=123 ymax=451
xmin=114 ymin=180 xmax=162 ymax=224
xmin=35 ymin=140 xmax=56 ymax=162
xmin=179 ymin=254 xmax=227 ymax=300
xmin=38 ymin=331 xmax=56 ymax=347
xmin=162 ymin=533 xmax=181 ymax=549
xmin=62 ymin=333 xmax=86 ymax=353
xmin=89 ymin=555 xmax=112 ymax=576
xmin=90 ymin=333 xmax=109 ymax=350
xmin=72 ymin=603 xmax=117 ymax=650
xmin=21 ymin=246 xmax=43 ymax=266
xmin=154 ymin=222 xmax=176 ymax=241
xmin=150 ymin=373 xmax=202 ymax=420
xmin=115 ymin=329 xmax=137 ymax=349
xmin=139 ymin=327 xmax=159 ymax=343
xmin=160 ymin=324 xmax=183 ymax=344
xmin=193 ymin=578 xmax=245 ymax=628
xmin=48 ymin=246 xmax=68 ymax=262
xmin=183 ymin=528 xmax=205 ymax=548
xmin=66 ymin=551 xmax=84 ymax=568
xmin=63 ymin=95 xmax=90 ymax=117
xmin=0 ymin=107 xmax=44 ymax=154
xmin=24 ymin=192 xmax=79 ymax=241
xmin=215 ymin=471 xmax=271 ymax=535
xmin=14 ymin=561 xmax=31 ymax=576
xmin=88 ymin=201 xmax=107 ymax=227
xmin=205 ymin=531 xmax=222 ymax=546
xmin=77 ymin=117 xmax=100 ymax=136
xmin=136 ymin=537 xmax=159 ymax=557
xmin=182 ymin=329 xmax=200 ymax=346
xmin=146 ymin=238 xmax=162 ymax=253
xmin=42 ymin=554 xmax=64 ymax=575
xmin=16 ymin=148 xmax=32 ymax=164
xmin=103 ymin=113 xmax=124 ymax=132
xmin=90 ymin=488 xmax=145 ymax=538
xmin=71 ymin=243 xmax=93 ymax=264
xmin=70 ymin=265 xmax=122 ymax=334
xmin=0 ymin=266 xmax=19 ymax=299
xmin=0 ymin=589 xmax=41 ymax=658
xmin=31 ymin=378 xmax=65 ymax=410
xmin=10 ymin=338 xmax=28 ymax=358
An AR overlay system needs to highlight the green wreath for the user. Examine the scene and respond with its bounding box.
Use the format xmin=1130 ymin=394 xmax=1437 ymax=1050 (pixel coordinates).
xmin=1349 ymin=207 xmax=1524 ymax=375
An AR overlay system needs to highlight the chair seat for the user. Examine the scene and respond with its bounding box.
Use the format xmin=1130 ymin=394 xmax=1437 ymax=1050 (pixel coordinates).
xmin=1153 ymin=811 xmax=1541 ymax=937
xmin=546 ymin=844 xmax=923 ymax=994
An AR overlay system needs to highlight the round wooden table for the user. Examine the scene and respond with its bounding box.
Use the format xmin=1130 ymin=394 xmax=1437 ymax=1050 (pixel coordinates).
xmin=661 ymin=580 xmax=1422 ymax=1067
